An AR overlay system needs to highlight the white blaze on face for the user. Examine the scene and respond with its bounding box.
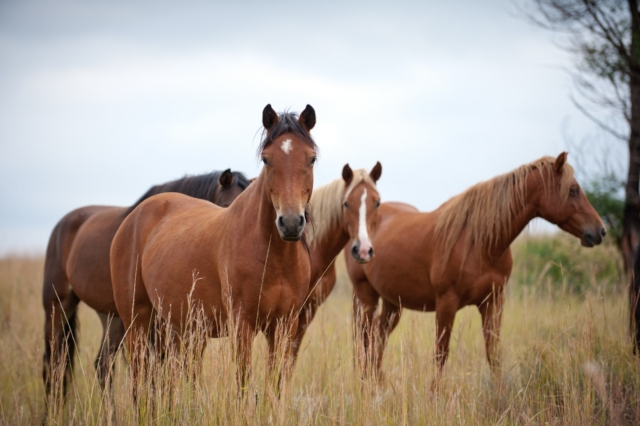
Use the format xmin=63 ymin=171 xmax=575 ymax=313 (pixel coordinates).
xmin=281 ymin=139 xmax=292 ymax=154
xmin=357 ymin=189 xmax=373 ymax=259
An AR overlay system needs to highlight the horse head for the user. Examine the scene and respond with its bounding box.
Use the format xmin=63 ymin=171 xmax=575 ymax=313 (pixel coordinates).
xmin=535 ymin=152 xmax=606 ymax=247
xmin=260 ymin=104 xmax=318 ymax=242
xmin=342 ymin=162 xmax=382 ymax=262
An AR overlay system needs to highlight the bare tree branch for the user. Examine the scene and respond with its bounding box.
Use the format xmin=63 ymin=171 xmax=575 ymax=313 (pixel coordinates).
xmin=570 ymin=95 xmax=628 ymax=140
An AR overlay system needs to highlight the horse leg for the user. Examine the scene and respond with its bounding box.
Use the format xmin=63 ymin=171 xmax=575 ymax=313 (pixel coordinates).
xmin=265 ymin=316 xmax=299 ymax=396
xmin=478 ymin=287 xmax=504 ymax=370
xmin=95 ymin=313 xmax=125 ymax=390
xmin=292 ymin=265 xmax=336 ymax=361
xmin=351 ymin=279 xmax=380 ymax=376
xmin=124 ymin=305 xmax=154 ymax=406
xmin=373 ymin=299 xmax=402 ymax=378
xmin=235 ymin=318 xmax=255 ymax=395
xmin=434 ymin=291 xmax=460 ymax=372
xmin=42 ymin=287 xmax=80 ymax=408
xmin=291 ymin=302 xmax=316 ymax=361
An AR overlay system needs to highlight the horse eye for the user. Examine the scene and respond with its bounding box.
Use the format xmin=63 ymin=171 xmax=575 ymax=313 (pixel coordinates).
xmin=262 ymin=158 xmax=268 ymax=166
xmin=343 ymin=201 xmax=348 ymax=208
xmin=310 ymin=157 xmax=317 ymax=166
xmin=569 ymin=186 xmax=579 ymax=196
xmin=375 ymin=200 xmax=381 ymax=208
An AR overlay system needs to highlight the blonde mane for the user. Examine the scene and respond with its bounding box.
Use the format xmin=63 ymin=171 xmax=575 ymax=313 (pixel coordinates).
xmin=434 ymin=156 xmax=574 ymax=260
xmin=308 ymin=169 xmax=379 ymax=245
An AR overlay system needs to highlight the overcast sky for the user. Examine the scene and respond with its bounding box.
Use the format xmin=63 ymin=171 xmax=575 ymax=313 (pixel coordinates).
xmin=0 ymin=0 xmax=622 ymax=254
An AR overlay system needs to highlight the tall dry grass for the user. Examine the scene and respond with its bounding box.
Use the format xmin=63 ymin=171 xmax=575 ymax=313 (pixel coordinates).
xmin=1 ymin=235 xmax=639 ymax=425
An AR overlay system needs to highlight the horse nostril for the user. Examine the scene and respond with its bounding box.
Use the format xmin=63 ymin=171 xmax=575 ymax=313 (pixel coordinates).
xmin=299 ymin=215 xmax=305 ymax=226
xmin=601 ymin=227 xmax=607 ymax=237
xmin=368 ymin=247 xmax=374 ymax=257
xmin=278 ymin=216 xmax=285 ymax=228
xmin=351 ymin=245 xmax=359 ymax=257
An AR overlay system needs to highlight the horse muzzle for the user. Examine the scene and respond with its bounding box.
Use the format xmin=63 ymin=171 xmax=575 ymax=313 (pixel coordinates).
xmin=582 ymin=226 xmax=606 ymax=247
xmin=351 ymin=241 xmax=374 ymax=263
xmin=276 ymin=214 xmax=306 ymax=242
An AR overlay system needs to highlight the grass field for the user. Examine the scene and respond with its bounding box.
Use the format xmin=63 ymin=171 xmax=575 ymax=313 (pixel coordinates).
xmin=1 ymin=234 xmax=639 ymax=425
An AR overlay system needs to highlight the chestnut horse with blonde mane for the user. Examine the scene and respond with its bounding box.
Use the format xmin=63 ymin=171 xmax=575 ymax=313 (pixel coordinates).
xmin=41 ymin=169 xmax=249 ymax=405
xmin=292 ymin=163 xmax=382 ymax=357
xmin=110 ymin=105 xmax=317 ymax=397
xmin=346 ymin=153 xmax=606 ymax=376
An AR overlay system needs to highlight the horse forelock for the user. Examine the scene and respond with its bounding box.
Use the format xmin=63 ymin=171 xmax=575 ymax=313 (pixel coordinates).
xmin=307 ymin=169 xmax=379 ymax=245
xmin=344 ymin=170 xmax=379 ymax=200
xmin=434 ymin=156 xmax=575 ymax=261
xmin=256 ymin=110 xmax=318 ymax=158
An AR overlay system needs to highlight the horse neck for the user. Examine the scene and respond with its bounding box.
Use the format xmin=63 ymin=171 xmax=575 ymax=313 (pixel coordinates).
xmin=489 ymin=172 xmax=542 ymax=257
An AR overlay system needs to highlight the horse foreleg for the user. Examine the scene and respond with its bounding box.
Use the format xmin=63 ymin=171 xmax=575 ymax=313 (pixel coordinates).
xmin=291 ymin=303 xmax=316 ymax=362
xmin=292 ymin=265 xmax=337 ymax=361
xmin=265 ymin=316 xmax=299 ymax=397
xmin=352 ymin=294 xmax=378 ymax=377
xmin=434 ymin=291 xmax=459 ymax=372
xmin=373 ymin=299 xmax=402 ymax=378
xmin=478 ymin=287 xmax=504 ymax=370
xmin=350 ymin=270 xmax=380 ymax=378
xmin=235 ymin=319 xmax=255 ymax=396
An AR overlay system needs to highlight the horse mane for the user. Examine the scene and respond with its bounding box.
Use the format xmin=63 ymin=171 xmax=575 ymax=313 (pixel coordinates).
xmin=307 ymin=169 xmax=379 ymax=245
xmin=126 ymin=170 xmax=251 ymax=214
xmin=434 ymin=156 xmax=574 ymax=260
xmin=257 ymin=110 xmax=318 ymax=156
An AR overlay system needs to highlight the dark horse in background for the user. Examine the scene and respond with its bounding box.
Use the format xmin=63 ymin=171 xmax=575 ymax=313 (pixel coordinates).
xmin=42 ymin=169 xmax=250 ymax=406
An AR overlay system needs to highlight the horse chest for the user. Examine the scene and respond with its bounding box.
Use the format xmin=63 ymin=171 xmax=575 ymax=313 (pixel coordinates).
xmin=223 ymin=256 xmax=309 ymax=316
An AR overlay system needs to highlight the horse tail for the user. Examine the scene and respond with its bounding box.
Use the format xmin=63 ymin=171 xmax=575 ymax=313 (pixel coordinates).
xmin=632 ymin=248 xmax=640 ymax=355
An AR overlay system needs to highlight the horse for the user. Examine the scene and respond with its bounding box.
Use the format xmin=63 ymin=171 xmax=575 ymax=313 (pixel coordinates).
xmin=110 ymin=104 xmax=318 ymax=399
xmin=346 ymin=153 xmax=606 ymax=377
xmin=291 ymin=163 xmax=382 ymax=358
xmin=41 ymin=169 xmax=250 ymax=405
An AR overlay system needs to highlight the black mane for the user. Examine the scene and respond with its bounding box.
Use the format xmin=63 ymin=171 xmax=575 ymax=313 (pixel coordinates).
xmin=257 ymin=110 xmax=318 ymax=157
xmin=126 ymin=170 xmax=251 ymax=214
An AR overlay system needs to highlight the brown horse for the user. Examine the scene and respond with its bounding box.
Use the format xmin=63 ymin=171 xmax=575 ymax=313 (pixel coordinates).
xmin=42 ymin=169 xmax=250 ymax=404
xmin=346 ymin=153 xmax=606 ymax=376
xmin=110 ymin=105 xmax=317 ymax=397
xmin=292 ymin=163 xmax=382 ymax=357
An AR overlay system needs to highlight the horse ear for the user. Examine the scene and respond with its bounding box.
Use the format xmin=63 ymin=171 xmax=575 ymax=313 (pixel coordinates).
xmin=554 ymin=152 xmax=568 ymax=172
xmin=370 ymin=161 xmax=382 ymax=183
xmin=298 ymin=104 xmax=316 ymax=131
xmin=218 ymin=169 xmax=234 ymax=188
xmin=342 ymin=164 xmax=353 ymax=187
xmin=263 ymin=104 xmax=279 ymax=130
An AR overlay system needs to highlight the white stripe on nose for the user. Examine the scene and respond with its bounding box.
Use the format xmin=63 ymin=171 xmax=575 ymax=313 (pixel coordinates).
xmin=358 ymin=189 xmax=372 ymax=258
